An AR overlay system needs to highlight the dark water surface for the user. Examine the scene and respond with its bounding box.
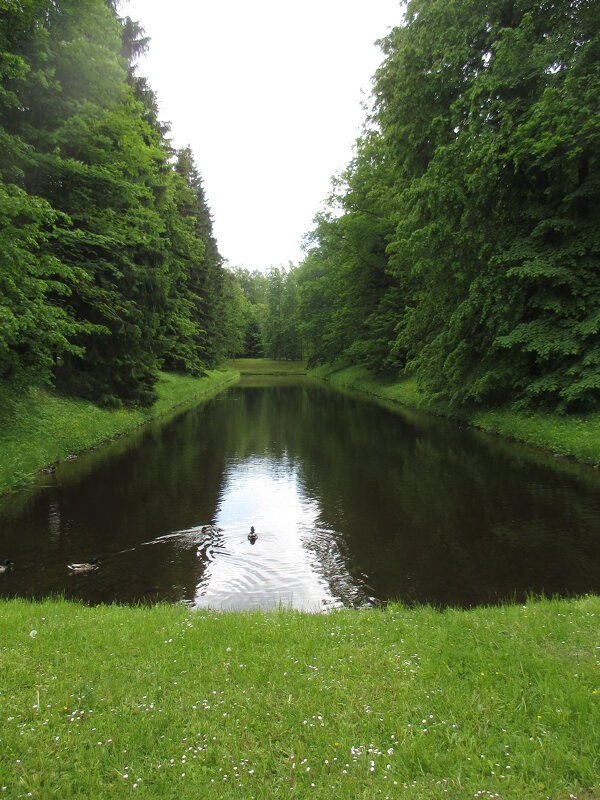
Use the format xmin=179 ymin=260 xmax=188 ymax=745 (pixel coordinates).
xmin=1 ymin=378 xmax=600 ymax=610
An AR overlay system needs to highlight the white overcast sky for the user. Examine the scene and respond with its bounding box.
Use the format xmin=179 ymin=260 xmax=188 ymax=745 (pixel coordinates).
xmin=122 ymin=0 xmax=403 ymax=272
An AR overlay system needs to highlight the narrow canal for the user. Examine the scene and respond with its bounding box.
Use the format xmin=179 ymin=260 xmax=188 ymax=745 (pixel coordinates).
xmin=1 ymin=378 xmax=599 ymax=610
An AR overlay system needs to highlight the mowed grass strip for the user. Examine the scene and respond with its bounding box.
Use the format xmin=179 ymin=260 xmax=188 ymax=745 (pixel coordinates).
xmin=228 ymin=359 xmax=307 ymax=375
xmin=0 ymin=596 xmax=598 ymax=798
xmin=0 ymin=369 xmax=238 ymax=497
xmin=311 ymin=363 xmax=600 ymax=467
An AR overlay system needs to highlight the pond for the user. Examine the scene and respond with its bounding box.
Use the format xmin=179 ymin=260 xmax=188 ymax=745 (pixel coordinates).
xmin=1 ymin=377 xmax=600 ymax=610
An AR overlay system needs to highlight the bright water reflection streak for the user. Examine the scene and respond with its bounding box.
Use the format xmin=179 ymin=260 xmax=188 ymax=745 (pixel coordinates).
xmin=194 ymin=457 xmax=350 ymax=610
xmin=139 ymin=455 xmax=369 ymax=611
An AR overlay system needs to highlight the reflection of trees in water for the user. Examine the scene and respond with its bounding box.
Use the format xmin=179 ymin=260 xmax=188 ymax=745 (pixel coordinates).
xmin=220 ymin=385 xmax=307 ymax=463
xmin=286 ymin=385 xmax=600 ymax=607
xmin=207 ymin=384 xmax=600 ymax=606
xmin=0 ymin=399 xmax=231 ymax=603
xmin=2 ymin=382 xmax=600 ymax=607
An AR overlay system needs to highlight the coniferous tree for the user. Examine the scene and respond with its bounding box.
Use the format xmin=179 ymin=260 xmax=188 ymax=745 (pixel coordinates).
xmin=0 ymin=0 xmax=170 ymax=404
xmin=0 ymin=0 xmax=101 ymax=387
xmin=0 ymin=1 xmax=228 ymax=405
xmin=173 ymin=147 xmax=226 ymax=368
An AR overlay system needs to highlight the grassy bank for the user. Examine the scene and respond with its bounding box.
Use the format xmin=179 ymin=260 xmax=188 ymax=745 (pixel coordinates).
xmin=0 ymin=369 xmax=238 ymax=497
xmin=311 ymin=364 xmax=600 ymax=467
xmin=0 ymin=596 xmax=597 ymax=798
xmin=228 ymin=358 xmax=307 ymax=375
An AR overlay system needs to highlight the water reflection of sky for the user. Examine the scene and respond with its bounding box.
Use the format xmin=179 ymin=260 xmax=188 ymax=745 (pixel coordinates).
xmin=5 ymin=382 xmax=599 ymax=609
xmin=192 ymin=456 xmax=363 ymax=611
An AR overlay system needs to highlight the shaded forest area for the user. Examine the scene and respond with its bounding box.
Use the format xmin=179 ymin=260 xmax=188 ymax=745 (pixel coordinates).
xmin=296 ymin=0 xmax=600 ymax=412
xmin=225 ymin=266 xmax=303 ymax=361
xmin=0 ymin=0 xmax=302 ymax=403
xmin=2 ymin=0 xmax=599 ymax=414
xmin=217 ymin=0 xmax=600 ymax=414
xmin=1 ymin=0 xmax=229 ymax=407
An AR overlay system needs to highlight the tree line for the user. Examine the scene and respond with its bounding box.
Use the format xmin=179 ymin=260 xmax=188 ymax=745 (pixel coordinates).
xmin=295 ymin=0 xmax=600 ymax=412
xmin=1 ymin=0 xmax=226 ymax=407
xmin=224 ymin=266 xmax=303 ymax=361
xmin=4 ymin=0 xmax=598 ymax=413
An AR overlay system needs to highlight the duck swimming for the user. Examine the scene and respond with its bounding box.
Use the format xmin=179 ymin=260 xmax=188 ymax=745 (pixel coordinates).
xmin=201 ymin=524 xmax=223 ymax=535
xmin=67 ymin=558 xmax=100 ymax=573
xmin=248 ymin=526 xmax=258 ymax=544
xmin=0 ymin=559 xmax=13 ymax=574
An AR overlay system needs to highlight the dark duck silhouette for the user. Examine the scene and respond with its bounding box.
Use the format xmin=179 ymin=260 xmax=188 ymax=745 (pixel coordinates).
xmin=0 ymin=559 xmax=13 ymax=574
xmin=248 ymin=526 xmax=258 ymax=544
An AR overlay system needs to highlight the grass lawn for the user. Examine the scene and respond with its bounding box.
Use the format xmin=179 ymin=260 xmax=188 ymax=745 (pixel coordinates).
xmin=311 ymin=363 xmax=600 ymax=467
xmin=0 ymin=596 xmax=598 ymax=798
xmin=228 ymin=359 xmax=307 ymax=375
xmin=0 ymin=369 xmax=238 ymax=497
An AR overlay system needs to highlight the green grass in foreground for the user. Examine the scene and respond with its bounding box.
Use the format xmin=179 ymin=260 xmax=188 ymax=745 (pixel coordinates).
xmin=311 ymin=364 xmax=600 ymax=467
xmin=0 ymin=597 xmax=598 ymax=798
xmin=0 ymin=369 xmax=238 ymax=496
xmin=228 ymin=358 xmax=307 ymax=375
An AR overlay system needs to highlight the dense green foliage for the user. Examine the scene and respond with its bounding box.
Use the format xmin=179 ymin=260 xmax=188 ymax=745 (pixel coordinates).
xmin=298 ymin=0 xmax=600 ymax=412
xmin=1 ymin=596 xmax=599 ymax=798
xmin=0 ymin=0 xmax=227 ymax=406
xmin=5 ymin=0 xmax=598 ymax=414
xmin=224 ymin=266 xmax=303 ymax=360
